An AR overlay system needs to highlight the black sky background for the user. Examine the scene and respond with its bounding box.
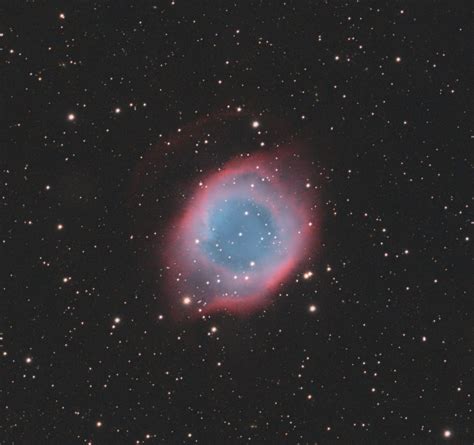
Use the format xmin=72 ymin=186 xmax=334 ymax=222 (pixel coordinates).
xmin=1 ymin=1 xmax=472 ymax=444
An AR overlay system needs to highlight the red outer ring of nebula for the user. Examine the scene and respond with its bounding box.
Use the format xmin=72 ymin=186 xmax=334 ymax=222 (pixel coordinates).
xmin=161 ymin=149 xmax=319 ymax=319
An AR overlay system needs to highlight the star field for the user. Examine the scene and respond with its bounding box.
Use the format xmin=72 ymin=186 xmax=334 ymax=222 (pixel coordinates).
xmin=1 ymin=1 xmax=472 ymax=444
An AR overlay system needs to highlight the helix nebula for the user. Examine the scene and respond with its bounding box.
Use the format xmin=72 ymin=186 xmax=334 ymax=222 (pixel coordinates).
xmin=165 ymin=151 xmax=317 ymax=317
xmin=132 ymin=111 xmax=319 ymax=318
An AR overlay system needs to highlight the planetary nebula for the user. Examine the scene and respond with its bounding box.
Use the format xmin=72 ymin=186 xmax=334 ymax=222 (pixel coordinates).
xmin=165 ymin=151 xmax=316 ymax=316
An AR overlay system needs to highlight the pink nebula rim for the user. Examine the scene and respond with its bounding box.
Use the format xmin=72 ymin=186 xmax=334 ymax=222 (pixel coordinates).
xmin=162 ymin=150 xmax=318 ymax=317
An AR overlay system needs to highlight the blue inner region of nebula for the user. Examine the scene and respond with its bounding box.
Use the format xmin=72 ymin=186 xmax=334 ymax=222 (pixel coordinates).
xmin=202 ymin=198 xmax=280 ymax=272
